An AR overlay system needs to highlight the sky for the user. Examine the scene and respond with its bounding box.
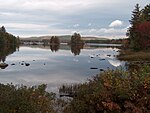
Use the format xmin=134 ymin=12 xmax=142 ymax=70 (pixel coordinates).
xmin=0 ymin=0 xmax=149 ymax=38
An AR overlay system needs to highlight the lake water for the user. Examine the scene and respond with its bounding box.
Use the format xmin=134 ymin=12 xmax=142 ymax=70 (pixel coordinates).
xmin=0 ymin=44 xmax=126 ymax=92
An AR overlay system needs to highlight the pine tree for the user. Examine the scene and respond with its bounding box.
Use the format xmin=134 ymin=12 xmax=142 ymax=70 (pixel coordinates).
xmin=0 ymin=26 xmax=6 ymax=33
xmin=129 ymin=4 xmax=141 ymax=26
xmin=127 ymin=3 xmax=150 ymax=50
xmin=128 ymin=4 xmax=141 ymax=50
xmin=141 ymin=4 xmax=150 ymax=21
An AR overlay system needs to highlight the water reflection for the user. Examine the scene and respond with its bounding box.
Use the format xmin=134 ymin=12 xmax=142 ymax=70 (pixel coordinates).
xmin=108 ymin=59 xmax=122 ymax=67
xmin=0 ymin=44 xmax=18 ymax=69
xmin=71 ymin=44 xmax=84 ymax=56
xmin=0 ymin=44 xmax=126 ymax=92
xmin=50 ymin=44 xmax=60 ymax=52
xmin=49 ymin=43 xmax=84 ymax=55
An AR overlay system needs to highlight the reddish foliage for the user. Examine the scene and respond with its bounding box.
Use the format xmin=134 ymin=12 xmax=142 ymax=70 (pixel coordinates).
xmin=136 ymin=21 xmax=150 ymax=35
xmin=135 ymin=22 xmax=150 ymax=49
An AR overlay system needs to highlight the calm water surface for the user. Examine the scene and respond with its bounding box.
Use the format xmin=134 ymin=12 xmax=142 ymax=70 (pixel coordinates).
xmin=0 ymin=44 xmax=126 ymax=92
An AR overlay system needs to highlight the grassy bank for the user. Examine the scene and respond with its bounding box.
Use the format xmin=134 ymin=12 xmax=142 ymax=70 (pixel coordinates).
xmin=117 ymin=49 xmax=150 ymax=61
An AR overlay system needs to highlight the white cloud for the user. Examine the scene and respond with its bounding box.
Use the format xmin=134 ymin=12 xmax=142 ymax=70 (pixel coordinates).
xmin=0 ymin=23 xmax=48 ymax=30
xmin=0 ymin=12 xmax=16 ymax=16
xmin=0 ymin=0 xmax=148 ymax=38
xmin=89 ymin=29 xmax=96 ymax=32
xmin=108 ymin=60 xmax=121 ymax=67
xmin=98 ymin=28 xmax=126 ymax=34
xmin=89 ymin=27 xmax=126 ymax=35
xmin=109 ymin=20 xmax=123 ymax=27
xmin=79 ymin=27 xmax=127 ymax=39
xmin=0 ymin=0 xmax=100 ymax=15
xmin=73 ymin=24 xmax=79 ymax=28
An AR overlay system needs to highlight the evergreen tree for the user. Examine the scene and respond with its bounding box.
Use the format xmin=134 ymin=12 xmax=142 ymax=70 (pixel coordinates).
xmin=128 ymin=4 xmax=141 ymax=50
xmin=127 ymin=3 xmax=150 ymax=50
xmin=141 ymin=4 xmax=150 ymax=21
xmin=129 ymin=4 xmax=141 ymax=26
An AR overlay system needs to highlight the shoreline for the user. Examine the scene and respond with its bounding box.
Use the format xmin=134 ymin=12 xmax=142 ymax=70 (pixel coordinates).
xmin=117 ymin=49 xmax=150 ymax=61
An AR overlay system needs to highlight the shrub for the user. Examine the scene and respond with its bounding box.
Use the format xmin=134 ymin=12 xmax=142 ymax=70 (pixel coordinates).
xmin=62 ymin=66 xmax=150 ymax=113
xmin=0 ymin=84 xmax=55 ymax=113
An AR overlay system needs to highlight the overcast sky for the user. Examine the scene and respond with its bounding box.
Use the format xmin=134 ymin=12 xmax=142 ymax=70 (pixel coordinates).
xmin=0 ymin=0 xmax=149 ymax=38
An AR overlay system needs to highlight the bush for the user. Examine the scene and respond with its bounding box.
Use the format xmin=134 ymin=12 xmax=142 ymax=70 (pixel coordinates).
xmin=62 ymin=66 xmax=150 ymax=113
xmin=0 ymin=84 xmax=55 ymax=113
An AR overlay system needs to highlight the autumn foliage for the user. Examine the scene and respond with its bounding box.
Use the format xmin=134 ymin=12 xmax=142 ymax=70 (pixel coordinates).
xmin=61 ymin=66 xmax=150 ymax=113
xmin=136 ymin=22 xmax=150 ymax=35
xmin=0 ymin=84 xmax=55 ymax=113
xmin=127 ymin=4 xmax=150 ymax=50
xmin=135 ymin=22 xmax=150 ymax=49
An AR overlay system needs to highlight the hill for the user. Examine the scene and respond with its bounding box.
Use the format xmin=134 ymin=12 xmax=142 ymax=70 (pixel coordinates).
xmin=20 ymin=35 xmax=108 ymax=43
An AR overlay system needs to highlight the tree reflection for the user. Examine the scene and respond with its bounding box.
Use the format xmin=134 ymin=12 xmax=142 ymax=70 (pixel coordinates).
xmin=48 ymin=43 xmax=84 ymax=55
xmin=0 ymin=45 xmax=17 ymax=69
xmin=71 ymin=44 xmax=84 ymax=56
xmin=50 ymin=44 xmax=60 ymax=52
xmin=49 ymin=36 xmax=60 ymax=52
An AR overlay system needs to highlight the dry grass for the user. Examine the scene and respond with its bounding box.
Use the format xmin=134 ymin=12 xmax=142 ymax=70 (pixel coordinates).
xmin=117 ymin=49 xmax=150 ymax=61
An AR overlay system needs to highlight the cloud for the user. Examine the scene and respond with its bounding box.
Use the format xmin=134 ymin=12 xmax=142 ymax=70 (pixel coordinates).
xmin=80 ymin=27 xmax=127 ymax=39
xmin=88 ymin=27 xmax=126 ymax=35
xmin=0 ymin=23 xmax=48 ymax=30
xmin=73 ymin=24 xmax=79 ymax=28
xmin=108 ymin=59 xmax=121 ymax=67
xmin=109 ymin=20 xmax=123 ymax=27
xmin=88 ymin=23 xmax=92 ymax=26
xmin=0 ymin=0 xmax=148 ymax=38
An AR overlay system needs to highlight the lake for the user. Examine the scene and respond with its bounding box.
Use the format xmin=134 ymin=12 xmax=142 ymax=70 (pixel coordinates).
xmin=0 ymin=44 xmax=126 ymax=92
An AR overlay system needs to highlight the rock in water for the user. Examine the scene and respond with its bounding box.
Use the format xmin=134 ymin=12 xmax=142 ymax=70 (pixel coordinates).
xmin=100 ymin=69 xmax=104 ymax=71
xmin=11 ymin=63 xmax=15 ymax=65
xmin=25 ymin=63 xmax=30 ymax=66
xmin=90 ymin=67 xmax=98 ymax=69
xmin=0 ymin=63 xmax=8 ymax=69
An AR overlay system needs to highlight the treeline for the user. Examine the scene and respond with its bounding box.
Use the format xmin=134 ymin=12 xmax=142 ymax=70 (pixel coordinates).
xmin=127 ymin=4 xmax=150 ymax=50
xmin=0 ymin=26 xmax=20 ymax=45
xmin=85 ymin=38 xmax=128 ymax=44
